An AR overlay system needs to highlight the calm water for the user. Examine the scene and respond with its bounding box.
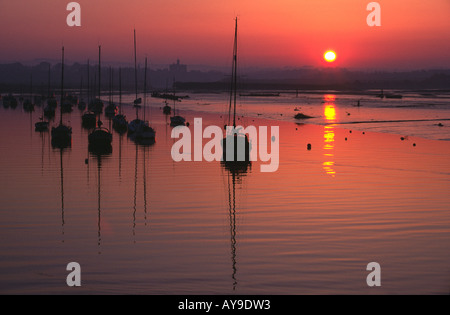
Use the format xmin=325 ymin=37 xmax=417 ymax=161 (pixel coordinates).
xmin=1 ymin=92 xmax=450 ymax=294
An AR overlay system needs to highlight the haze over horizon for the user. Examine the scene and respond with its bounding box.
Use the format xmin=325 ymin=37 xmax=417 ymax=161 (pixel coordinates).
xmin=1 ymin=0 xmax=449 ymax=71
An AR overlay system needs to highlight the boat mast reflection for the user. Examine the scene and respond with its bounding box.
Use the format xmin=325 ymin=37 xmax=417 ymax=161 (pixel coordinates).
xmin=89 ymin=143 xmax=112 ymax=254
xmin=59 ymin=147 xmax=67 ymax=243
xmin=132 ymin=141 xmax=154 ymax=241
xmin=221 ymin=159 xmax=251 ymax=291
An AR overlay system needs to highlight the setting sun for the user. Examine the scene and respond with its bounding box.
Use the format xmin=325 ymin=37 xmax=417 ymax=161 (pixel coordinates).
xmin=324 ymin=51 xmax=337 ymax=62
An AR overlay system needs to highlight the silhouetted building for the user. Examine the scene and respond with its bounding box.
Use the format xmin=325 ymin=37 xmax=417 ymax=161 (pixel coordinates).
xmin=169 ymin=59 xmax=187 ymax=73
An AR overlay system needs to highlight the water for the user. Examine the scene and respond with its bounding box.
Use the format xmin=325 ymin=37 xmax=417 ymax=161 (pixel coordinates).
xmin=1 ymin=92 xmax=450 ymax=294
xmin=176 ymin=90 xmax=450 ymax=140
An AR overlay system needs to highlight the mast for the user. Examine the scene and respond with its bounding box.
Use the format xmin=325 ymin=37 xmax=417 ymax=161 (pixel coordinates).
xmin=134 ymin=29 xmax=138 ymax=102
xmin=119 ymin=67 xmax=122 ymax=114
xmin=144 ymin=57 xmax=147 ymax=121
xmin=60 ymin=147 xmax=65 ymax=240
xmin=232 ymin=17 xmax=238 ymax=128
xmin=30 ymin=73 xmax=33 ymax=102
xmin=79 ymin=76 xmax=83 ymax=102
xmin=98 ymin=45 xmax=101 ymax=100
xmin=109 ymin=66 xmax=112 ymax=105
xmin=48 ymin=64 xmax=51 ymax=98
xmin=60 ymin=46 xmax=65 ymax=125
xmin=134 ymin=29 xmax=139 ymax=120
xmin=87 ymin=59 xmax=90 ymax=104
xmin=228 ymin=17 xmax=238 ymax=128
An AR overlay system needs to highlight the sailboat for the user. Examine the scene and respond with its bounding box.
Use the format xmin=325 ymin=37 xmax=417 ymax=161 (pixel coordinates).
xmin=133 ymin=57 xmax=156 ymax=144
xmin=3 ymin=92 xmax=18 ymax=109
xmin=162 ymin=100 xmax=171 ymax=115
xmin=35 ymin=119 xmax=49 ymax=132
xmin=51 ymin=46 xmax=72 ymax=149
xmin=82 ymin=110 xmax=97 ymax=129
xmin=105 ymin=66 xmax=118 ymax=118
xmin=82 ymin=59 xmax=97 ymax=129
xmin=35 ymin=106 xmax=49 ymax=132
xmin=3 ymin=94 xmax=18 ymax=109
xmin=169 ymin=89 xmax=185 ymax=126
xmin=221 ymin=18 xmax=251 ymax=165
xmin=23 ymin=74 xmax=35 ymax=112
xmin=162 ymin=79 xmax=172 ymax=115
xmin=128 ymin=29 xmax=147 ymax=134
xmin=44 ymin=65 xmax=56 ymax=119
xmin=88 ymin=118 xmax=113 ymax=151
xmin=88 ymin=45 xmax=104 ymax=114
xmin=113 ymin=67 xmax=128 ymax=133
xmin=77 ymin=76 xmax=86 ymax=111
xmin=35 ymin=73 xmax=49 ymax=131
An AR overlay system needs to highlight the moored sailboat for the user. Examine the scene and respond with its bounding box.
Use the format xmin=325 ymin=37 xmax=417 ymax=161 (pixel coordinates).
xmin=113 ymin=67 xmax=128 ymax=133
xmin=128 ymin=29 xmax=147 ymax=135
xmin=51 ymin=46 xmax=72 ymax=148
xmin=221 ymin=18 xmax=251 ymax=165
xmin=133 ymin=57 xmax=156 ymax=145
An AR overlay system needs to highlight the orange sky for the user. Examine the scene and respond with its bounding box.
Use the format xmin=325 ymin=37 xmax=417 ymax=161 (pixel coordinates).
xmin=0 ymin=0 xmax=449 ymax=69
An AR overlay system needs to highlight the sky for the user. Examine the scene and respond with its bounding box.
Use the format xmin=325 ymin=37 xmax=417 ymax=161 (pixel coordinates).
xmin=0 ymin=0 xmax=449 ymax=70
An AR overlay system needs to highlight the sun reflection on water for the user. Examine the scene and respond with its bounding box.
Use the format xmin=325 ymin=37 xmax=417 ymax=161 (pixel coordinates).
xmin=323 ymin=97 xmax=336 ymax=177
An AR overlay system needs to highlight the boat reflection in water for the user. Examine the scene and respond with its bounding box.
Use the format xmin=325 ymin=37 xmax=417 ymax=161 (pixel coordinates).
xmin=58 ymin=145 xmax=69 ymax=242
xmin=221 ymin=158 xmax=251 ymax=291
xmin=89 ymin=141 xmax=112 ymax=254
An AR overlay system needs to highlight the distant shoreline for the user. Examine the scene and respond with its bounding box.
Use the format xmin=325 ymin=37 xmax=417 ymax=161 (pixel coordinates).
xmin=1 ymin=61 xmax=450 ymax=92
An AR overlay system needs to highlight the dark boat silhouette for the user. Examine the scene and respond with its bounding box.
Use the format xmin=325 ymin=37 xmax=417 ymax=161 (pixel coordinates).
xmin=88 ymin=46 xmax=104 ymax=114
xmin=89 ymin=120 xmax=112 ymax=149
xmin=162 ymin=100 xmax=171 ymax=115
xmin=128 ymin=29 xmax=147 ymax=134
xmin=23 ymin=74 xmax=35 ymax=112
xmin=133 ymin=57 xmax=156 ymax=144
xmin=113 ymin=67 xmax=128 ymax=133
xmin=77 ymin=76 xmax=86 ymax=111
xmin=221 ymin=18 xmax=251 ymax=165
xmin=82 ymin=111 xmax=97 ymax=128
xmin=104 ymin=66 xmax=118 ymax=118
xmin=35 ymin=119 xmax=49 ymax=132
xmin=51 ymin=46 xmax=72 ymax=149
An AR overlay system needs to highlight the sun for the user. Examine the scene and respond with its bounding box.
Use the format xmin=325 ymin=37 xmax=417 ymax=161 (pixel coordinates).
xmin=324 ymin=50 xmax=337 ymax=63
